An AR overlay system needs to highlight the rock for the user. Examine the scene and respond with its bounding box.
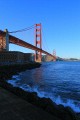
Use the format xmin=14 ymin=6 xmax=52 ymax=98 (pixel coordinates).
xmin=76 ymin=113 xmax=80 ymax=120
xmin=46 ymin=103 xmax=74 ymax=120
xmin=65 ymin=107 xmax=79 ymax=120
xmin=37 ymin=97 xmax=54 ymax=109
xmin=26 ymin=92 xmax=39 ymax=105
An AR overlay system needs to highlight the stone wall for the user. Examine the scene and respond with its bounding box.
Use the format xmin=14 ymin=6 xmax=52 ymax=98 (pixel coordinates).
xmin=0 ymin=51 xmax=34 ymax=64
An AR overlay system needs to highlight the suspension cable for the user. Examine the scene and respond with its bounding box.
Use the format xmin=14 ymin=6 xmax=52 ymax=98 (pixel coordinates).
xmin=42 ymin=28 xmax=52 ymax=54
xmin=9 ymin=24 xmax=35 ymax=33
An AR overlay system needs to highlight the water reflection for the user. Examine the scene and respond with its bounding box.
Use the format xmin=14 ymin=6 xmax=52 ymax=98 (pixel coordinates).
xmin=33 ymin=67 xmax=42 ymax=84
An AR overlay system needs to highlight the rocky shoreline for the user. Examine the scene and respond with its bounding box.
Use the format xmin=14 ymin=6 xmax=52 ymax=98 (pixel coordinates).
xmin=0 ymin=62 xmax=80 ymax=120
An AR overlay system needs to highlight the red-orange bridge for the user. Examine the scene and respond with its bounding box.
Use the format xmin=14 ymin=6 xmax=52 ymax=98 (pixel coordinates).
xmin=0 ymin=24 xmax=56 ymax=62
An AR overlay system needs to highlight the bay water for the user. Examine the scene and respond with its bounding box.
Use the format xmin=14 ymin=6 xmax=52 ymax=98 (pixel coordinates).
xmin=8 ymin=61 xmax=80 ymax=112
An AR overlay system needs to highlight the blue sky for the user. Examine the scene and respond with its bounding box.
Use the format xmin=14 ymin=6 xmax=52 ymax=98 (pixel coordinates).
xmin=0 ymin=0 xmax=80 ymax=58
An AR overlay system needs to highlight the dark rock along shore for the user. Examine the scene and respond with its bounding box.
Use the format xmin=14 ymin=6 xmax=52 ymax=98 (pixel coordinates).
xmin=0 ymin=62 xmax=80 ymax=120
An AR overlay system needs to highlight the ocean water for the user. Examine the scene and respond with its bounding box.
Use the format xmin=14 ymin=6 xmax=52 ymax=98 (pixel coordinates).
xmin=8 ymin=61 xmax=80 ymax=112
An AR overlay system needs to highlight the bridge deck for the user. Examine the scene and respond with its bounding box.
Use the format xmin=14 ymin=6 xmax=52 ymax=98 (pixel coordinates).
xmin=0 ymin=30 xmax=56 ymax=59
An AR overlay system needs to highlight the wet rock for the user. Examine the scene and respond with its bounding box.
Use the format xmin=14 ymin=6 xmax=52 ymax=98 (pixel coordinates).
xmin=46 ymin=103 xmax=76 ymax=120
xmin=0 ymin=80 xmax=13 ymax=90
xmin=0 ymin=80 xmax=79 ymax=120
xmin=26 ymin=92 xmax=39 ymax=105
xmin=76 ymin=113 xmax=80 ymax=120
xmin=65 ymin=107 xmax=79 ymax=120
xmin=37 ymin=97 xmax=54 ymax=109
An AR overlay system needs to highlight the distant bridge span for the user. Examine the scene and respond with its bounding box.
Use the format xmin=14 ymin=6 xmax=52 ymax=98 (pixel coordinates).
xmin=0 ymin=28 xmax=56 ymax=61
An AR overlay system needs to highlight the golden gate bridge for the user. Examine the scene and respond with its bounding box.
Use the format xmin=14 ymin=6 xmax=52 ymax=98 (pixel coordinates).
xmin=0 ymin=23 xmax=56 ymax=62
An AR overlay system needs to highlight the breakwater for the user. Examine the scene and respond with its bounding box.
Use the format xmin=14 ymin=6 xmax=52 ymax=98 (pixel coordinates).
xmin=0 ymin=62 xmax=80 ymax=120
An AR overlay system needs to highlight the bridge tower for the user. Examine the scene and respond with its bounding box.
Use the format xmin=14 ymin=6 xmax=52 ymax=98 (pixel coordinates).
xmin=53 ymin=49 xmax=56 ymax=61
xmin=0 ymin=29 xmax=9 ymax=51
xmin=35 ymin=23 xmax=42 ymax=62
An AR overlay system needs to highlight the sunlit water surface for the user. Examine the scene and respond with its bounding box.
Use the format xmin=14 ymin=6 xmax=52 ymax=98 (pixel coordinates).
xmin=8 ymin=61 xmax=80 ymax=112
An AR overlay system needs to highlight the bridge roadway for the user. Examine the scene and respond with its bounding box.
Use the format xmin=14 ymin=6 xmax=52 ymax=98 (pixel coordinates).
xmin=0 ymin=30 xmax=56 ymax=59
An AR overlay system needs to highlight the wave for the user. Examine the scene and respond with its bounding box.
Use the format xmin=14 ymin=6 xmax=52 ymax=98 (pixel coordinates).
xmin=8 ymin=77 xmax=80 ymax=113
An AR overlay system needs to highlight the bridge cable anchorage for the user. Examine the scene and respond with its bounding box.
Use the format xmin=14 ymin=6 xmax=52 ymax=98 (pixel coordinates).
xmin=9 ymin=25 xmax=35 ymax=33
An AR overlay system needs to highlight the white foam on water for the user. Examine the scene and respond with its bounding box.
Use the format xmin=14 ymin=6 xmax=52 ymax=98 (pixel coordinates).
xmin=20 ymin=84 xmax=32 ymax=92
xmin=32 ymin=86 xmax=46 ymax=98
xmin=24 ymin=86 xmax=80 ymax=113
xmin=12 ymin=75 xmax=19 ymax=79
xmin=64 ymin=99 xmax=80 ymax=112
xmin=7 ymin=75 xmax=20 ymax=87
xmin=7 ymin=78 xmax=80 ymax=113
xmin=51 ymin=95 xmax=80 ymax=112
xmin=7 ymin=80 xmax=17 ymax=87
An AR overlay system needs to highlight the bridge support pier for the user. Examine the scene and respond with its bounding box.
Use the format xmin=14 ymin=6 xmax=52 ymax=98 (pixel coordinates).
xmin=5 ymin=29 xmax=9 ymax=51
xmin=0 ymin=29 xmax=9 ymax=51
xmin=35 ymin=23 xmax=42 ymax=62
